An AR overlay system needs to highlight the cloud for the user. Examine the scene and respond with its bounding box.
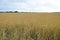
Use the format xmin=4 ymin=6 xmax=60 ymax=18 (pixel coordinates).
xmin=0 ymin=0 xmax=60 ymax=12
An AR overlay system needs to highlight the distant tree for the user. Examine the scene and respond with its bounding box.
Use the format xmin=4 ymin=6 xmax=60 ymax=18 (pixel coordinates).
xmin=14 ymin=11 xmax=18 ymax=13
xmin=9 ymin=11 xmax=13 ymax=13
xmin=6 ymin=11 xmax=9 ymax=13
xmin=6 ymin=11 xmax=13 ymax=13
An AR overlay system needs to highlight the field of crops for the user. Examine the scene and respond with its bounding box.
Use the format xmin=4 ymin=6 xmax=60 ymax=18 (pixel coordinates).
xmin=0 ymin=13 xmax=60 ymax=40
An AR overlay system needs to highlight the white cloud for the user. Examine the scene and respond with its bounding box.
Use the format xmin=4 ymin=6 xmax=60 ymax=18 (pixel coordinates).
xmin=20 ymin=0 xmax=60 ymax=12
xmin=0 ymin=0 xmax=60 ymax=12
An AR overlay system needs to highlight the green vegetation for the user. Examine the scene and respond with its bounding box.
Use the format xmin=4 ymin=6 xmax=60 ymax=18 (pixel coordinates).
xmin=0 ymin=13 xmax=60 ymax=40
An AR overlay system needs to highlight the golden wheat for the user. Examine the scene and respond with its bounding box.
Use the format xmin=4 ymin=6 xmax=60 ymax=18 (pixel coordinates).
xmin=0 ymin=13 xmax=60 ymax=40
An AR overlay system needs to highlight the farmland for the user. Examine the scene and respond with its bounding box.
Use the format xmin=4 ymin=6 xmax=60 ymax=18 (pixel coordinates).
xmin=0 ymin=12 xmax=60 ymax=40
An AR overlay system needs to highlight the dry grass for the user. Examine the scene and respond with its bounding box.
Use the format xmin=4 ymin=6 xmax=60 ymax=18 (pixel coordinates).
xmin=0 ymin=13 xmax=60 ymax=40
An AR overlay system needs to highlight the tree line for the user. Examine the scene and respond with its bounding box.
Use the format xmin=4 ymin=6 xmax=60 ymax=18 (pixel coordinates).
xmin=0 ymin=11 xmax=18 ymax=13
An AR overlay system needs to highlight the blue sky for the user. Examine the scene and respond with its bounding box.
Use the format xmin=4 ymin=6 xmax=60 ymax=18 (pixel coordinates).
xmin=0 ymin=0 xmax=60 ymax=12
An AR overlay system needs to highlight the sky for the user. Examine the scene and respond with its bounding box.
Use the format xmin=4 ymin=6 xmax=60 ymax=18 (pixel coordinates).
xmin=0 ymin=0 xmax=60 ymax=12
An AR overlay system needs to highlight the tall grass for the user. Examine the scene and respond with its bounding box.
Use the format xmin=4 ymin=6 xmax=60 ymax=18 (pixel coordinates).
xmin=0 ymin=13 xmax=60 ymax=40
xmin=0 ymin=23 xmax=60 ymax=40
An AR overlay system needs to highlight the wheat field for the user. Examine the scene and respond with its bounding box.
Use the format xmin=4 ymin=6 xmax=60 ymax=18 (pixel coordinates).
xmin=0 ymin=12 xmax=60 ymax=40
